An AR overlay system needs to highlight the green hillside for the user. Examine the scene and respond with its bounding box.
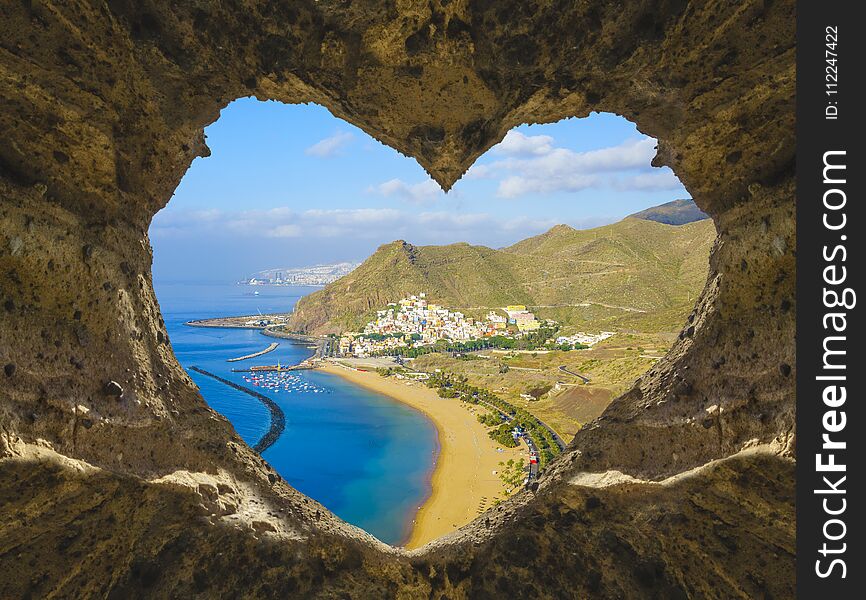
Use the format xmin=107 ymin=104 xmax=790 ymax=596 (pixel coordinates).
xmin=287 ymin=216 xmax=716 ymax=335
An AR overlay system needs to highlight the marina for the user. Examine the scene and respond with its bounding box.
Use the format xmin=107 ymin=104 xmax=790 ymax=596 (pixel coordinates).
xmin=240 ymin=370 xmax=328 ymax=394
xmin=231 ymin=362 xmax=312 ymax=373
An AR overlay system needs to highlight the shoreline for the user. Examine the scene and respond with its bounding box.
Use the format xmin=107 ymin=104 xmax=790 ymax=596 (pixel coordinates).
xmin=316 ymin=362 xmax=523 ymax=549
xmin=182 ymin=312 xmax=519 ymax=546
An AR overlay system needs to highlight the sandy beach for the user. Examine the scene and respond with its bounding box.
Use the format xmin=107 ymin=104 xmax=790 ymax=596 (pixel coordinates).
xmin=316 ymin=362 xmax=525 ymax=549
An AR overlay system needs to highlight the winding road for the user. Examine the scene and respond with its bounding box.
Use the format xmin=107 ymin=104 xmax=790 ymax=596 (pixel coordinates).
xmin=471 ymin=396 xmax=567 ymax=482
xmin=559 ymin=365 xmax=591 ymax=384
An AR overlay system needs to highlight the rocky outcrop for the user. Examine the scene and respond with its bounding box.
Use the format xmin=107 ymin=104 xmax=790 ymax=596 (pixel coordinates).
xmin=0 ymin=0 xmax=795 ymax=597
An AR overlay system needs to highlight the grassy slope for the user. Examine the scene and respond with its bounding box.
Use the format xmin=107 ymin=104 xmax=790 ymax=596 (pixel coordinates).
xmin=412 ymin=331 xmax=677 ymax=440
xmin=286 ymin=241 xmax=531 ymax=334
xmin=288 ymin=217 xmax=716 ymax=335
xmin=286 ymin=216 xmax=715 ymax=441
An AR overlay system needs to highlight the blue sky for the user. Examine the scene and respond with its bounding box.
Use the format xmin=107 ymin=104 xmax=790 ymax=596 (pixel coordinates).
xmin=151 ymin=98 xmax=689 ymax=282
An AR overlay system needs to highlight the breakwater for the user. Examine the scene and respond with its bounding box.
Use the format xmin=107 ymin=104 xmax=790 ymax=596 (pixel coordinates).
xmin=189 ymin=366 xmax=285 ymax=453
xmin=185 ymin=314 xmax=287 ymax=329
xmin=262 ymin=329 xmax=328 ymax=361
xmin=227 ymin=342 xmax=279 ymax=362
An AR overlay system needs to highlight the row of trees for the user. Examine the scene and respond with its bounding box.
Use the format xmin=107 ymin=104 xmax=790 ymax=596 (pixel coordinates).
xmin=545 ymin=341 xmax=589 ymax=351
xmin=477 ymin=411 xmax=503 ymax=427
xmin=497 ymin=458 xmax=528 ymax=495
xmin=425 ymin=372 xmax=561 ymax=466
xmin=372 ymin=325 xmax=582 ymax=358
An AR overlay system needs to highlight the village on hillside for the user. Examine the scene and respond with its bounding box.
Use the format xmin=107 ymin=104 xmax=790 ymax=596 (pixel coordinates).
xmin=337 ymin=293 xmax=614 ymax=358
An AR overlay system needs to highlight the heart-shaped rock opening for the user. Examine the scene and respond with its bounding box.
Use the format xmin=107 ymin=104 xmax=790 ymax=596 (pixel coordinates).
xmin=0 ymin=1 xmax=795 ymax=596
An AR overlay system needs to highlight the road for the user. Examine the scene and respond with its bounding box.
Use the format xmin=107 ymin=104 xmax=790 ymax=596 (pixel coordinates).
xmin=559 ymin=365 xmax=591 ymax=384
xmin=533 ymin=418 xmax=567 ymax=453
xmin=444 ymin=301 xmax=647 ymax=313
xmin=470 ymin=396 xmax=566 ymax=483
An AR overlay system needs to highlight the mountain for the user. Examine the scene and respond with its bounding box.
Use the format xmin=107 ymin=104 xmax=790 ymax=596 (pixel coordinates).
xmin=628 ymin=199 xmax=709 ymax=225
xmin=285 ymin=241 xmax=528 ymax=334
xmin=286 ymin=216 xmax=716 ymax=335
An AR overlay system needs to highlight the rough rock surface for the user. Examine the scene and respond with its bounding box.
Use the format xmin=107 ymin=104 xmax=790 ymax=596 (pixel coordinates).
xmin=1 ymin=1 xmax=795 ymax=598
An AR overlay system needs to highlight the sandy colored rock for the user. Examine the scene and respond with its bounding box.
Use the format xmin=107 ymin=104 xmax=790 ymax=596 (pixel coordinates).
xmin=1 ymin=0 xmax=794 ymax=597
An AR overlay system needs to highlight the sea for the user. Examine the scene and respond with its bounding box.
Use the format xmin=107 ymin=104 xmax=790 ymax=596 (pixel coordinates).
xmin=153 ymin=281 xmax=438 ymax=545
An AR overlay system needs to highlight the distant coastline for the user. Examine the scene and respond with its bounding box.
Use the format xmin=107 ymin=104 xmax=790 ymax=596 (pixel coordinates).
xmin=239 ymin=282 xmax=325 ymax=288
xmin=242 ymin=261 xmax=360 ymax=287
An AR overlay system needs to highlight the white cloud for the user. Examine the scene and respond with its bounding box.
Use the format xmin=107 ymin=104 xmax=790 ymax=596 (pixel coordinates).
xmin=497 ymin=173 xmax=599 ymax=198
xmin=499 ymin=215 xmax=562 ymax=232
xmin=492 ymin=131 xmax=555 ymax=156
xmin=466 ymin=135 xmax=681 ymax=199
xmin=496 ymin=138 xmax=656 ymax=178
xmin=151 ymin=207 xmax=223 ymax=227
xmin=302 ymin=208 xmax=402 ymax=227
xmin=370 ymin=178 xmax=445 ymax=204
xmin=148 ymin=205 xmax=568 ymax=248
xmin=463 ymin=164 xmax=493 ymax=180
xmin=565 ymin=137 xmax=657 ymax=172
xmin=265 ymin=224 xmax=303 ymax=238
xmin=416 ymin=212 xmax=492 ymax=229
xmin=304 ymin=131 xmax=354 ymax=157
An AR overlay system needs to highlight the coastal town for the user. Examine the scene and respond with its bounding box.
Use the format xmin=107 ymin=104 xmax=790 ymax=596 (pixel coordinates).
xmin=336 ymin=293 xmax=614 ymax=358
xmin=242 ymin=261 xmax=360 ymax=286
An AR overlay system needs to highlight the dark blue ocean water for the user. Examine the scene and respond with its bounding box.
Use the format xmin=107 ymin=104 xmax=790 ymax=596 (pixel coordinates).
xmin=153 ymin=282 xmax=438 ymax=545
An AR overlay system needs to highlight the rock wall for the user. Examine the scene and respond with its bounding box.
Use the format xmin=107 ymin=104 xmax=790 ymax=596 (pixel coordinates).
xmin=1 ymin=0 xmax=795 ymax=597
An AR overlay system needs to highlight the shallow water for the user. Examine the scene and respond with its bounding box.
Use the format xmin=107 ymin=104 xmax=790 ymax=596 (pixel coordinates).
xmin=154 ymin=281 xmax=437 ymax=545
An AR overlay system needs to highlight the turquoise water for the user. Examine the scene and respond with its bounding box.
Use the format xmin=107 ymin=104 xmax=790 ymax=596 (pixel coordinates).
xmin=154 ymin=282 xmax=438 ymax=545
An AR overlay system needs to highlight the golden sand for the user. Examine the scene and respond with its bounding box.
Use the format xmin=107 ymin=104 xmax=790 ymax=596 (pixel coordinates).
xmin=316 ymin=363 xmax=525 ymax=549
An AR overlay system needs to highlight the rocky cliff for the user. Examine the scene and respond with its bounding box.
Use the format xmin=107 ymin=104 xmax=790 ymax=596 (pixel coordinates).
xmin=0 ymin=0 xmax=795 ymax=597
